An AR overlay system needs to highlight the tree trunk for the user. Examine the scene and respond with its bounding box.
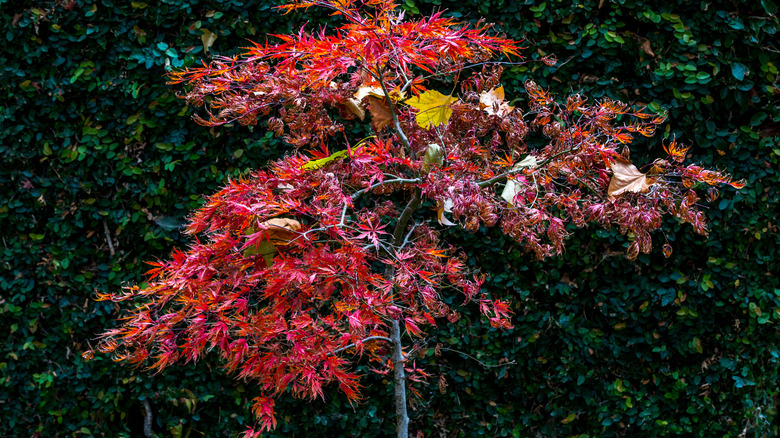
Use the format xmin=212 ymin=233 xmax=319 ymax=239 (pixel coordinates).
xmin=390 ymin=319 xmax=409 ymax=438
xmin=388 ymin=192 xmax=420 ymax=438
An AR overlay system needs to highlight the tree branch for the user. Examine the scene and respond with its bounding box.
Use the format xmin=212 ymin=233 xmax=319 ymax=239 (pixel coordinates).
xmin=398 ymin=223 xmax=419 ymax=251
xmin=332 ymin=336 xmax=393 ymax=355
xmin=103 ymin=221 xmax=115 ymax=256
xmin=392 ymin=191 xmax=422 ymax=246
xmin=439 ymin=347 xmax=517 ymax=369
xmin=535 ymin=147 xmax=578 ymax=168
xmin=476 ymin=148 xmax=576 ymax=188
xmin=351 ymin=178 xmax=421 ymax=201
xmin=371 ymin=65 xmax=416 ymax=160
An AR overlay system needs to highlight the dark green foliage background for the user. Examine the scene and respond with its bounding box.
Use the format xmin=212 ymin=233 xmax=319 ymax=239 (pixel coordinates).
xmin=1 ymin=0 xmax=778 ymax=436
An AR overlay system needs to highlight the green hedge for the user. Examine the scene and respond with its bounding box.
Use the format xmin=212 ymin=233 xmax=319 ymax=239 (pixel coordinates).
xmin=1 ymin=0 xmax=778 ymax=436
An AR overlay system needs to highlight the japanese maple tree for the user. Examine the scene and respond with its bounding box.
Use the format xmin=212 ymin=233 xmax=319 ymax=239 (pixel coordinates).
xmin=89 ymin=1 xmax=743 ymax=436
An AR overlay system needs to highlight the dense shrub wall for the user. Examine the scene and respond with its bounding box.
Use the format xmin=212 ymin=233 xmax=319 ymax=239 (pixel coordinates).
xmin=1 ymin=0 xmax=778 ymax=436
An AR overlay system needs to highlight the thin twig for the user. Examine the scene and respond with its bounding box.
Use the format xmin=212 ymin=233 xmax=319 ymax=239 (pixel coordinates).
xmin=551 ymin=55 xmax=576 ymax=72
xmin=398 ymin=223 xmax=419 ymax=251
xmin=439 ymin=347 xmax=517 ymax=369
xmin=332 ymin=336 xmax=393 ymax=355
xmin=476 ymin=148 xmax=577 ymax=188
xmin=400 ymin=59 xmax=538 ymax=94
xmin=339 ymin=202 xmax=350 ymax=226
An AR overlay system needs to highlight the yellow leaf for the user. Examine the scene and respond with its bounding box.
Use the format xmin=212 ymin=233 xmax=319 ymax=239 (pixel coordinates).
xmin=404 ymin=90 xmax=456 ymax=129
xmin=302 ymin=149 xmax=349 ymax=170
xmin=693 ymin=337 xmax=703 ymax=353
xmin=302 ymin=138 xmax=372 ymax=170
xmin=561 ymin=413 xmax=576 ymax=424
xmin=251 ymin=241 xmax=277 ymax=267
xmin=608 ymin=157 xmax=655 ymax=197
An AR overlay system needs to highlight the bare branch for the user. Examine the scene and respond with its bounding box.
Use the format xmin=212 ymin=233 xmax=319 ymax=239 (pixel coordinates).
xmin=332 ymin=336 xmax=393 ymax=355
xmin=439 ymin=347 xmax=517 ymax=369
xmin=351 ymin=178 xmax=421 ymax=201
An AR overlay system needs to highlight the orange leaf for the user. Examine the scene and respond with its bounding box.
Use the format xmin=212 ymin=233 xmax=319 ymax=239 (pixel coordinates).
xmin=662 ymin=139 xmax=690 ymax=163
xmin=608 ymin=157 xmax=655 ymax=197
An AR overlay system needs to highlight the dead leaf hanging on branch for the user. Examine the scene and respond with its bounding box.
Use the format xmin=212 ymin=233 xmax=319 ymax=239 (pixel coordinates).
xmin=345 ymin=86 xmax=388 ymax=122
xmin=501 ymin=155 xmax=537 ymax=206
xmin=479 ymin=86 xmax=514 ymax=117
xmin=367 ymin=96 xmax=394 ymax=131
xmin=436 ymin=199 xmax=456 ymax=226
xmin=345 ymin=98 xmax=365 ymax=120
xmin=258 ymin=218 xmax=302 ymax=245
xmin=608 ymin=157 xmax=655 ymax=197
xmin=243 ymin=218 xmax=303 ymax=266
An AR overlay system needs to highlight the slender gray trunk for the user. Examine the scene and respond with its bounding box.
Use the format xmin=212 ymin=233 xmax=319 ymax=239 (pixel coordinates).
xmin=390 ymin=319 xmax=409 ymax=438
xmin=387 ymin=192 xmax=420 ymax=438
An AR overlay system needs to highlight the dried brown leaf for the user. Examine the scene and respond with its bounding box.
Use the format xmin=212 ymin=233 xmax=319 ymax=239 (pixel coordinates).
xmin=367 ymin=96 xmax=393 ymax=131
xmin=500 ymin=155 xmax=537 ymax=206
xmin=345 ymin=98 xmax=365 ymax=120
xmin=353 ymin=86 xmax=385 ymax=102
xmin=479 ymin=85 xmax=514 ymax=117
xmin=260 ymin=218 xmax=302 ymax=245
xmin=640 ymin=38 xmax=655 ymax=57
xmin=608 ymin=157 xmax=655 ymax=197
xmin=436 ymin=199 xmax=456 ymax=226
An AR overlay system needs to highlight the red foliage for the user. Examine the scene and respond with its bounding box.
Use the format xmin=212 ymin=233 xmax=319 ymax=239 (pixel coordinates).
xmin=92 ymin=0 xmax=742 ymax=434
